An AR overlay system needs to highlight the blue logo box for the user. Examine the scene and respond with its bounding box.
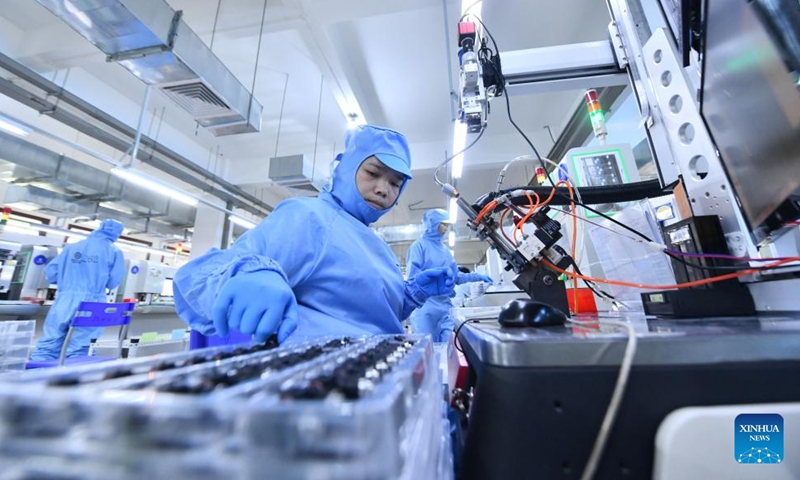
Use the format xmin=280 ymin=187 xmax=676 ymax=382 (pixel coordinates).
xmin=735 ymin=413 xmax=784 ymax=464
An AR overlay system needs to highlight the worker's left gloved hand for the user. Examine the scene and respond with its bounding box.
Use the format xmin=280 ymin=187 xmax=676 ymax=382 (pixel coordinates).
xmin=405 ymin=267 xmax=456 ymax=306
xmin=459 ymin=273 xmax=493 ymax=284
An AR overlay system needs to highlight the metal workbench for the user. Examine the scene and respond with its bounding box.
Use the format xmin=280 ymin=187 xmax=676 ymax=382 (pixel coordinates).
xmin=453 ymin=309 xmax=800 ymax=479
xmin=0 ymin=301 xmax=185 ymax=342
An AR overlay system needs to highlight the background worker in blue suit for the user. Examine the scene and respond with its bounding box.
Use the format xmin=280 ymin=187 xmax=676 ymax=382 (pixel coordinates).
xmin=29 ymin=219 xmax=126 ymax=360
xmin=406 ymin=209 xmax=492 ymax=342
xmin=174 ymin=125 xmax=455 ymax=344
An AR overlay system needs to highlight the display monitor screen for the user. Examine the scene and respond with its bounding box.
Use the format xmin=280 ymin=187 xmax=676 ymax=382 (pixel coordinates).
xmin=577 ymin=153 xmax=623 ymax=187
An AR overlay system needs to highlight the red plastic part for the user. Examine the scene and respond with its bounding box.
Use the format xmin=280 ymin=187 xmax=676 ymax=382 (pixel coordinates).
xmin=566 ymin=287 xmax=598 ymax=314
xmin=458 ymin=21 xmax=476 ymax=35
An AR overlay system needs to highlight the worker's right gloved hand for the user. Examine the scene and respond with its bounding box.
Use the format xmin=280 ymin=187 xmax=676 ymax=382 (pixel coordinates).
xmin=406 ymin=266 xmax=456 ymax=306
xmin=212 ymin=271 xmax=298 ymax=343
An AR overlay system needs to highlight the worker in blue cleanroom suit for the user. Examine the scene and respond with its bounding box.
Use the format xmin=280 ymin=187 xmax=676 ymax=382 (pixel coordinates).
xmin=29 ymin=219 xmax=126 ymax=360
xmin=174 ymin=125 xmax=455 ymax=344
xmin=407 ymin=209 xmax=492 ymax=342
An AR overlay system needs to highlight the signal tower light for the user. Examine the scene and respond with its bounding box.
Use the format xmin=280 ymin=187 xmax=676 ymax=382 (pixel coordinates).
xmin=585 ymin=89 xmax=607 ymax=144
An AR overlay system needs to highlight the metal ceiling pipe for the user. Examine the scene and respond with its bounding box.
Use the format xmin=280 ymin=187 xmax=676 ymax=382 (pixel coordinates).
xmin=0 ymin=51 xmax=273 ymax=216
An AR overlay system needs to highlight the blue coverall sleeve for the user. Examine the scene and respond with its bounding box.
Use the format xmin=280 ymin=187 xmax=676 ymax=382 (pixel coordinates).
xmin=401 ymin=241 xmax=430 ymax=318
xmin=401 ymin=291 xmax=422 ymax=319
xmin=44 ymin=252 xmax=62 ymax=284
xmin=173 ymin=200 xmax=325 ymax=335
xmin=406 ymin=242 xmax=425 ymax=280
xmin=106 ymin=249 xmax=125 ymax=289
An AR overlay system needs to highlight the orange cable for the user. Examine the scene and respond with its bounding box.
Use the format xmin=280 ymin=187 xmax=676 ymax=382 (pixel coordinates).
xmin=562 ymin=181 xmax=579 ymax=314
xmin=513 ymin=191 xmax=540 ymax=243
xmin=474 ymin=200 xmax=498 ymax=224
xmin=541 ymin=257 xmax=800 ymax=290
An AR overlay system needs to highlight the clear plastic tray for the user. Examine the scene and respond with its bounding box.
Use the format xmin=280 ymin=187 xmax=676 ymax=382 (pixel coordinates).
xmin=0 ymin=320 xmax=35 ymax=336
xmin=0 ymin=335 xmax=450 ymax=479
xmin=0 ymin=345 xmax=30 ymax=363
xmin=0 ymin=332 xmax=35 ymax=349
xmin=0 ymin=358 xmax=26 ymax=373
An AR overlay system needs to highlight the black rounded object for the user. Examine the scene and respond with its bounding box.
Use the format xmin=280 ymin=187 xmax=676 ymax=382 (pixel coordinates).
xmin=498 ymin=299 xmax=568 ymax=328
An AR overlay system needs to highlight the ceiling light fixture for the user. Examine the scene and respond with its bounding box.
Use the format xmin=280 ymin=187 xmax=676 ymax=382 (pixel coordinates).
xmin=451 ymin=122 xmax=468 ymax=178
xmin=0 ymin=117 xmax=31 ymax=137
xmin=64 ymin=0 xmax=93 ymax=28
xmin=448 ymin=230 xmax=456 ymax=247
xmin=20 ymin=223 xmax=89 ymax=239
xmin=448 ymin=197 xmax=459 ymax=224
xmin=111 ymin=167 xmax=198 ymax=206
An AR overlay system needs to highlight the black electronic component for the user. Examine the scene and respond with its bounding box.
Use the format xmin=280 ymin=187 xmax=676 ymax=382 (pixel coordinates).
xmin=512 ymin=267 xmax=570 ymax=315
xmin=530 ymin=206 xmax=562 ymax=250
xmin=664 ymin=216 xmax=745 ymax=284
xmin=642 ymin=288 xmax=756 ymax=317
xmin=644 ymin=215 xmax=756 ymax=317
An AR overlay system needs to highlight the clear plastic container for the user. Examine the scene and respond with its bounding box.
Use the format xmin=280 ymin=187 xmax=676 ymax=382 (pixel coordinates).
xmin=0 ymin=320 xmax=35 ymax=336
xmin=0 ymin=335 xmax=451 ymax=479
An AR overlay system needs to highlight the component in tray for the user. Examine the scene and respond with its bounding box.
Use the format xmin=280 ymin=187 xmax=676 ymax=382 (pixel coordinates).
xmin=279 ymin=338 xmax=417 ymax=400
xmin=150 ymin=338 xmax=354 ymax=394
xmin=41 ymin=336 xmax=287 ymax=388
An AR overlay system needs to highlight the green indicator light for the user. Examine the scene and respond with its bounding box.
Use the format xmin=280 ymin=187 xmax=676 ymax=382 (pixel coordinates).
xmin=590 ymin=111 xmax=605 ymax=122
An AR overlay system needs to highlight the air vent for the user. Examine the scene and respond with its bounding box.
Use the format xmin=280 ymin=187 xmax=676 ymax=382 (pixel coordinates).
xmin=161 ymin=82 xmax=232 ymax=118
xmin=269 ymin=154 xmax=324 ymax=196
xmin=35 ymin=0 xmax=263 ymax=136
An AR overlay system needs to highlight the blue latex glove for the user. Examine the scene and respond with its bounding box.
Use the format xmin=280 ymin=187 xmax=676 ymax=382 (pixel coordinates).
xmin=419 ymin=266 xmax=456 ymax=297
xmin=409 ymin=266 xmax=456 ymax=300
xmin=212 ymin=271 xmax=299 ymax=343
xmin=460 ymin=273 xmax=493 ymax=284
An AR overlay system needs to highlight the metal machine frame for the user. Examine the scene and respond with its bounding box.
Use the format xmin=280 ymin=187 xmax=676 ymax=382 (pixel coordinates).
xmin=454 ymin=0 xmax=800 ymax=313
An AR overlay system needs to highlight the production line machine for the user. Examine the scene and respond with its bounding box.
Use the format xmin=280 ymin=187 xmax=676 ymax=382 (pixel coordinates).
xmin=444 ymin=0 xmax=800 ymax=479
xmin=114 ymin=259 xmax=177 ymax=305
xmin=0 ymin=249 xmax=177 ymax=306
xmin=0 ymin=240 xmax=21 ymax=299
xmin=6 ymin=245 xmax=58 ymax=302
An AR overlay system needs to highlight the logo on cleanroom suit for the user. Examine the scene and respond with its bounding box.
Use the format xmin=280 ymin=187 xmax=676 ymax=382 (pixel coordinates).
xmin=735 ymin=414 xmax=784 ymax=464
xmin=71 ymin=252 xmax=98 ymax=264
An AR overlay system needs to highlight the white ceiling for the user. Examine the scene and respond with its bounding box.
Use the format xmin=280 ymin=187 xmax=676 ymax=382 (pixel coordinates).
xmin=0 ymin=0 xmax=614 ymax=260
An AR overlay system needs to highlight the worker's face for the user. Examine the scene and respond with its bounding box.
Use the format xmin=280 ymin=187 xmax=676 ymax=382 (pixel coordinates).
xmin=356 ymin=156 xmax=405 ymax=210
xmin=438 ymin=222 xmax=450 ymax=235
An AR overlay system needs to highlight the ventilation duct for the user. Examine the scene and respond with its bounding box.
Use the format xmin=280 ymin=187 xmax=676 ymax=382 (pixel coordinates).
xmin=35 ymin=0 xmax=262 ymax=136
xmin=4 ymin=184 xmax=189 ymax=238
xmin=0 ymin=130 xmax=195 ymax=236
xmin=268 ymin=155 xmax=323 ymax=194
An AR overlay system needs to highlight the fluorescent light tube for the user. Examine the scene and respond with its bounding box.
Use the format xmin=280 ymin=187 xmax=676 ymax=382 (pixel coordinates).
xmin=0 ymin=118 xmax=31 ymax=137
xmin=452 ymin=122 xmax=467 ymax=178
xmin=111 ymin=167 xmax=198 ymax=206
xmin=449 ymin=197 xmax=459 ymax=224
